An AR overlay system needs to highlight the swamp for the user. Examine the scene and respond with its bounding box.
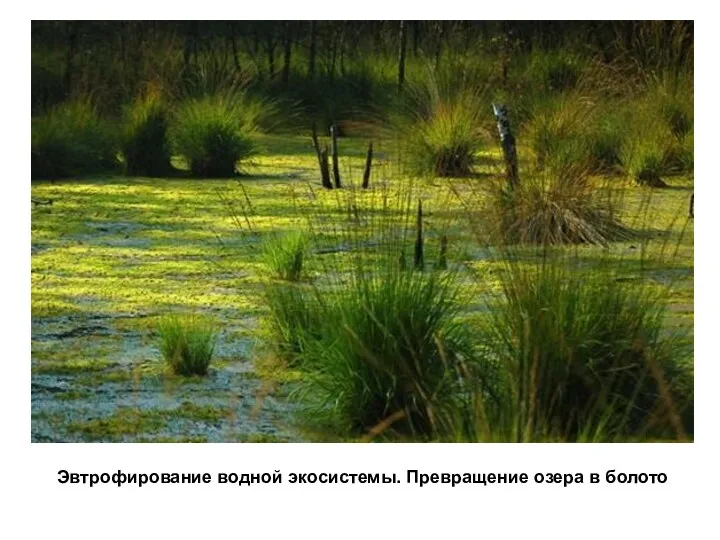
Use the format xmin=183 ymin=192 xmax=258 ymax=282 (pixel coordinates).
xmin=31 ymin=21 xmax=694 ymax=442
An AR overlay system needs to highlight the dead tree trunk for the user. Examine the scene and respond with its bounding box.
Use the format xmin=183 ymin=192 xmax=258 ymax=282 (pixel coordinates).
xmin=330 ymin=124 xmax=342 ymax=188
xmin=320 ymin=147 xmax=332 ymax=190
xmin=492 ymin=103 xmax=519 ymax=190
xmin=689 ymin=192 xmax=694 ymax=218
xmin=414 ymin=199 xmax=424 ymax=271
xmin=311 ymin=125 xmax=332 ymax=189
xmin=362 ymin=142 xmax=374 ymax=189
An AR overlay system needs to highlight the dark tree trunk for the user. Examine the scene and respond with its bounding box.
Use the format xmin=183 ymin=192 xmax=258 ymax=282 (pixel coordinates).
xmin=64 ymin=22 xmax=78 ymax=97
xmin=500 ymin=21 xmax=512 ymax=89
xmin=265 ymin=34 xmax=276 ymax=80
xmin=229 ymin=23 xmax=241 ymax=71
xmin=182 ymin=21 xmax=199 ymax=79
xmin=362 ymin=142 xmax=373 ymax=189
xmin=252 ymin=27 xmax=263 ymax=80
xmin=339 ymin=23 xmax=346 ymax=76
xmin=320 ymin=147 xmax=332 ymax=190
xmin=412 ymin=21 xmax=420 ymax=56
xmin=119 ymin=22 xmax=128 ymax=86
xmin=434 ymin=22 xmax=445 ymax=70
xmin=132 ymin=22 xmax=145 ymax=86
xmin=308 ymin=21 xmax=317 ymax=79
xmin=282 ymin=23 xmax=293 ymax=87
xmin=398 ymin=20 xmax=407 ymax=91
xmin=330 ymin=124 xmax=342 ymax=188
xmin=329 ymin=31 xmax=338 ymax=80
xmin=373 ymin=22 xmax=383 ymax=55
xmin=312 ymin=125 xmax=333 ymax=189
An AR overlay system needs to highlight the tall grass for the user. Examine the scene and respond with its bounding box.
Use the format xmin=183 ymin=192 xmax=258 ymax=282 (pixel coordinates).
xmin=619 ymin=109 xmax=674 ymax=187
xmin=255 ymin=181 xmax=483 ymax=437
xmin=486 ymin=169 xmax=631 ymax=246
xmin=157 ymin=315 xmax=217 ymax=376
xmin=31 ymin=101 xmax=118 ymax=180
xmin=250 ymin=167 xmax=691 ymax=442
xmin=399 ymin=73 xmax=491 ymax=177
xmin=121 ymin=91 xmax=173 ymax=176
xmin=619 ymin=71 xmax=694 ymax=185
xmin=295 ymin=268 xmax=479 ymax=437
xmin=524 ymin=91 xmax=626 ymax=177
xmin=171 ymin=94 xmax=259 ymax=177
xmin=261 ymin=231 xmax=310 ymax=282
xmin=262 ymin=283 xmax=323 ymax=367
xmin=270 ymin=70 xmax=397 ymax=135
xmin=523 ymin=50 xmax=589 ymax=93
xmin=469 ymin=257 xmax=691 ymax=442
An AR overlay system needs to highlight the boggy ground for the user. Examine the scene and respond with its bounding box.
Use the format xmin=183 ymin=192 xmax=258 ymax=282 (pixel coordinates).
xmin=30 ymin=135 xmax=694 ymax=442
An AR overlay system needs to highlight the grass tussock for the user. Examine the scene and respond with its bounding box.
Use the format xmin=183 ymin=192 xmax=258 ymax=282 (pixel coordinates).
xmin=293 ymin=268 xmax=480 ymax=438
xmin=524 ymin=50 xmax=588 ymax=93
xmin=471 ymin=259 xmax=692 ymax=442
xmin=31 ymin=101 xmax=117 ymax=180
xmin=157 ymin=315 xmax=217 ymax=376
xmin=263 ymin=283 xmax=323 ymax=367
xmin=487 ymin=170 xmax=631 ymax=246
xmin=619 ymin=71 xmax=694 ymax=185
xmin=171 ymin=94 xmax=258 ymax=178
xmin=262 ymin=230 xmax=309 ymax=282
xmin=121 ymin=90 xmax=173 ymax=177
xmin=525 ymin=92 xmax=624 ymax=176
xmin=619 ymin=109 xmax=674 ymax=187
xmin=400 ymin=74 xmax=491 ymax=177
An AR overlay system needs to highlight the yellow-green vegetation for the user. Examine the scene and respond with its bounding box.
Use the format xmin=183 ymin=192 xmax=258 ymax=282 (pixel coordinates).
xmin=31 ymin=100 xmax=118 ymax=180
xmin=156 ymin=315 xmax=217 ymax=376
xmin=399 ymin=75 xmax=492 ymax=177
xmin=262 ymin=230 xmax=310 ymax=282
xmin=31 ymin=137 xmax=693 ymax=442
xmin=65 ymin=402 xmax=235 ymax=441
xmin=171 ymin=89 xmax=268 ymax=177
xmin=31 ymin=21 xmax=693 ymax=443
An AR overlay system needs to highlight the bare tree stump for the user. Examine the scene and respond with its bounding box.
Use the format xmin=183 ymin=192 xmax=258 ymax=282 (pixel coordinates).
xmin=312 ymin=124 xmax=333 ymax=189
xmin=414 ymin=199 xmax=424 ymax=271
xmin=689 ymin=192 xmax=694 ymax=218
xmin=438 ymin=235 xmax=448 ymax=270
xmin=310 ymin=125 xmax=322 ymax=172
xmin=320 ymin=146 xmax=332 ymax=190
xmin=492 ymin=103 xmax=519 ymax=189
xmin=362 ymin=142 xmax=373 ymax=189
xmin=330 ymin=124 xmax=342 ymax=188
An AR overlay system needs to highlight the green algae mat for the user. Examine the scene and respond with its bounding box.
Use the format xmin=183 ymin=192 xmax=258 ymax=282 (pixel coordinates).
xmin=31 ymin=136 xmax=694 ymax=442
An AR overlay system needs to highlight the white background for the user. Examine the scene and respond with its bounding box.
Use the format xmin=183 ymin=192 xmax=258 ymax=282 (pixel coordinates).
xmin=3 ymin=3 xmax=717 ymax=539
